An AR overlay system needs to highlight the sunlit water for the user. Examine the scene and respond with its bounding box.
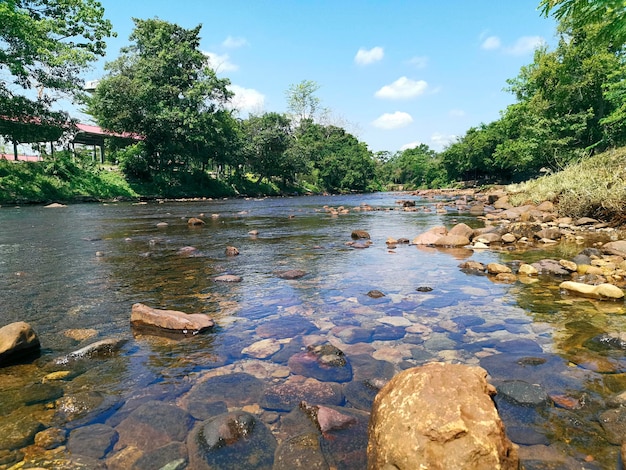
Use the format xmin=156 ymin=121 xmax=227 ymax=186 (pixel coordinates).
xmin=1 ymin=192 xmax=625 ymax=468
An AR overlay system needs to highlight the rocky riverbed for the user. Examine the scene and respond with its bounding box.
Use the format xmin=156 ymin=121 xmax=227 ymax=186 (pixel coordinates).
xmin=2 ymin=191 xmax=626 ymax=468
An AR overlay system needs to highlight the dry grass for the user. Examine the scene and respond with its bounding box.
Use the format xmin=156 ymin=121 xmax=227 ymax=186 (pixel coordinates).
xmin=507 ymin=147 xmax=626 ymax=221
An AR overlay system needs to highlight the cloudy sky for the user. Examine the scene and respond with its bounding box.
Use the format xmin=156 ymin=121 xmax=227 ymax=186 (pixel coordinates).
xmin=88 ymin=0 xmax=557 ymax=153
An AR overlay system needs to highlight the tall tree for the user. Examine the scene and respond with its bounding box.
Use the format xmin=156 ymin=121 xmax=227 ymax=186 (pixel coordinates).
xmin=285 ymin=80 xmax=321 ymax=126
xmin=88 ymin=18 xmax=233 ymax=179
xmin=0 ymin=0 xmax=113 ymax=137
xmin=243 ymin=112 xmax=297 ymax=184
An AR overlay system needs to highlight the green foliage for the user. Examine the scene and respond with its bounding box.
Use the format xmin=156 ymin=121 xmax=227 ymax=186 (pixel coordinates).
xmin=88 ymin=18 xmax=234 ymax=184
xmin=379 ymin=144 xmax=447 ymax=188
xmin=0 ymin=0 xmax=113 ymax=131
xmin=243 ymin=113 xmax=297 ymax=184
xmin=539 ymin=0 xmax=626 ymax=49
xmin=0 ymin=155 xmax=137 ymax=203
xmin=285 ymin=80 xmax=321 ymax=125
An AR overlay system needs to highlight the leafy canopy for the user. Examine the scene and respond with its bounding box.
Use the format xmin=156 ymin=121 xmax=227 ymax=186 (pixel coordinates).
xmin=88 ymin=18 xmax=234 ymax=178
xmin=0 ymin=0 xmax=113 ymax=133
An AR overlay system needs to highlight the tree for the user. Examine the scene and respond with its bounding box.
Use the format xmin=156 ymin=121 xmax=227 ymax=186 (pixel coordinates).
xmin=0 ymin=0 xmax=113 ymax=137
xmin=243 ymin=112 xmax=297 ymax=184
xmin=285 ymin=80 xmax=321 ymax=126
xmin=88 ymin=18 xmax=233 ymax=181
xmin=539 ymin=0 xmax=626 ymax=48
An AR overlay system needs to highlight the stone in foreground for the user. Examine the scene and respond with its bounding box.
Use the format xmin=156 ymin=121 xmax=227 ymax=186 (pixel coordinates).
xmin=559 ymin=281 xmax=624 ymax=300
xmin=131 ymin=303 xmax=214 ymax=336
xmin=0 ymin=321 xmax=41 ymax=366
xmin=368 ymin=362 xmax=518 ymax=470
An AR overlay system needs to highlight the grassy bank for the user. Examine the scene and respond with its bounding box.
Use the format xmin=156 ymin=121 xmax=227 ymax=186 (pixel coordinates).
xmin=0 ymin=157 xmax=138 ymax=204
xmin=507 ymin=146 xmax=626 ymax=223
xmin=0 ymin=157 xmax=313 ymax=205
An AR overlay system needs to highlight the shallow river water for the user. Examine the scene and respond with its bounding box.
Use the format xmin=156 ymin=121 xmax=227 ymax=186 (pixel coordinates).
xmin=1 ymin=192 xmax=626 ymax=469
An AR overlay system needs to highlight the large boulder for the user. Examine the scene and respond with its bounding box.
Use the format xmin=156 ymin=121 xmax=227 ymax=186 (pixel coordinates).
xmin=412 ymin=226 xmax=447 ymax=245
xmin=559 ymin=281 xmax=624 ymax=300
xmin=367 ymin=362 xmax=518 ymax=470
xmin=130 ymin=303 xmax=214 ymax=337
xmin=0 ymin=321 xmax=40 ymax=365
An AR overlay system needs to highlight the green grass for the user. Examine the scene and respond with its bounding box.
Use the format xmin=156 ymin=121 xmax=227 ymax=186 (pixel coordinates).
xmin=0 ymin=159 xmax=137 ymax=204
xmin=507 ymin=146 xmax=626 ymax=221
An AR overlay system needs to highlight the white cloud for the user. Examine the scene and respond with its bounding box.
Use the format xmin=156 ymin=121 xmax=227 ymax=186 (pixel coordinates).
xmin=372 ymin=112 xmax=413 ymax=130
xmin=407 ymin=56 xmax=429 ymax=69
xmin=375 ymin=77 xmax=428 ymax=100
xmin=505 ymin=36 xmax=544 ymax=55
xmin=203 ymin=51 xmax=238 ymax=73
xmin=449 ymin=109 xmax=465 ymax=117
xmin=481 ymin=36 xmax=501 ymax=50
xmin=400 ymin=141 xmax=422 ymax=151
xmin=431 ymin=132 xmax=457 ymax=150
xmin=222 ymin=36 xmax=248 ymax=49
xmin=354 ymin=46 xmax=384 ymax=65
xmin=481 ymin=35 xmax=544 ymax=55
xmin=227 ymin=85 xmax=265 ymax=114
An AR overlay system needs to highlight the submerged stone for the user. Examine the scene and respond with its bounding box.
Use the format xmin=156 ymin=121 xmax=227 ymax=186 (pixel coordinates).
xmin=188 ymin=411 xmax=277 ymax=470
xmin=288 ymin=344 xmax=353 ymax=382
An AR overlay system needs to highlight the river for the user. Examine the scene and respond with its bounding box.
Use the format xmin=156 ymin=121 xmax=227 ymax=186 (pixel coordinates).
xmin=1 ymin=192 xmax=625 ymax=468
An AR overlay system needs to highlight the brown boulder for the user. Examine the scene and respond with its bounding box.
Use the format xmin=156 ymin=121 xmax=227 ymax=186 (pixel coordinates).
xmin=351 ymin=230 xmax=371 ymax=240
xmin=368 ymin=362 xmax=518 ymax=470
xmin=130 ymin=303 xmax=214 ymax=336
xmin=433 ymin=235 xmax=470 ymax=247
xmin=187 ymin=217 xmax=205 ymax=226
xmin=412 ymin=226 xmax=447 ymax=245
xmin=0 ymin=321 xmax=40 ymax=365
xmin=602 ymin=240 xmax=626 ymax=258
xmin=449 ymin=223 xmax=474 ymax=240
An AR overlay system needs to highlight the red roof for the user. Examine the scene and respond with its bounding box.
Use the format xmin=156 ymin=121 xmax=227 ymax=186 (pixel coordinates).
xmin=74 ymin=122 xmax=143 ymax=140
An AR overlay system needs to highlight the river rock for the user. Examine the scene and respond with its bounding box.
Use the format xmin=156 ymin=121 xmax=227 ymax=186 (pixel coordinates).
xmin=487 ymin=263 xmax=512 ymax=274
xmin=261 ymin=378 xmax=344 ymax=411
xmin=459 ymin=260 xmax=486 ymax=273
xmin=54 ymin=337 xmax=127 ymax=365
xmin=0 ymin=321 xmax=40 ymax=365
xmin=475 ymin=232 xmax=502 ymax=244
xmin=367 ymin=362 xmax=518 ymax=470
xmin=501 ymin=233 xmax=517 ymax=243
xmin=448 ymin=222 xmax=474 ymax=240
xmin=531 ymin=259 xmax=570 ymax=276
xmin=559 ymin=281 xmax=625 ymax=300
xmin=34 ymin=427 xmax=66 ymax=450
xmin=597 ymin=408 xmax=626 ymax=445
xmin=256 ymin=315 xmax=317 ymax=339
xmin=0 ymin=409 xmax=45 ymax=450
xmin=187 ymin=411 xmax=277 ymax=470
xmin=433 ymin=234 xmax=470 ymax=247
xmin=602 ymin=240 xmax=626 ymax=257
xmin=288 ymin=344 xmax=353 ymax=382
xmin=241 ymin=338 xmax=282 ymax=359
xmin=131 ymin=303 xmax=214 ymax=336
xmin=132 ymin=442 xmax=187 ymax=470
xmin=182 ymin=372 xmax=265 ymax=410
xmin=496 ymin=380 xmax=550 ymax=407
xmin=114 ymin=401 xmax=193 ymax=453
xmin=187 ymin=217 xmax=205 ymax=226
xmin=367 ymin=289 xmax=385 ymax=298
xmin=351 ymin=230 xmax=370 ymax=240
xmin=225 ymin=246 xmax=239 ymax=256
xmin=412 ymin=226 xmax=447 ymax=245
xmin=518 ymin=263 xmax=538 ymax=276
xmin=275 ymin=269 xmax=307 ymax=280
xmin=273 ymin=433 xmax=327 ymax=470
xmin=214 ymin=274 xmax=242 ymax=282
xmin=68 ymin=423 xmax=118 ymax=459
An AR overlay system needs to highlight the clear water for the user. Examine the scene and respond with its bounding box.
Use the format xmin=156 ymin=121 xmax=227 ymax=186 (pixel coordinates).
xmin=0 ymin=192 xmax=624 ymax=468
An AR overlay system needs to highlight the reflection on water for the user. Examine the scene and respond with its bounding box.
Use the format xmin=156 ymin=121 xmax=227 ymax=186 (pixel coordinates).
xmin=0 ymin=193 xmax=625 ymax=467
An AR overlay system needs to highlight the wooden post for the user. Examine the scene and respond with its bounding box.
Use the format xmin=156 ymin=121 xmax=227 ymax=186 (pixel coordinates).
xmin=13 ymin=141 xmax=18 ymax=161
xmin=100 ymin=143 xmax=105 ymax=164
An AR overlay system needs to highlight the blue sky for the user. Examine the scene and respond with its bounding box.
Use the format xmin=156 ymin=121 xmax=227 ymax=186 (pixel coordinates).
xmin=86 ymin=0 xmax=558 ymax=154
